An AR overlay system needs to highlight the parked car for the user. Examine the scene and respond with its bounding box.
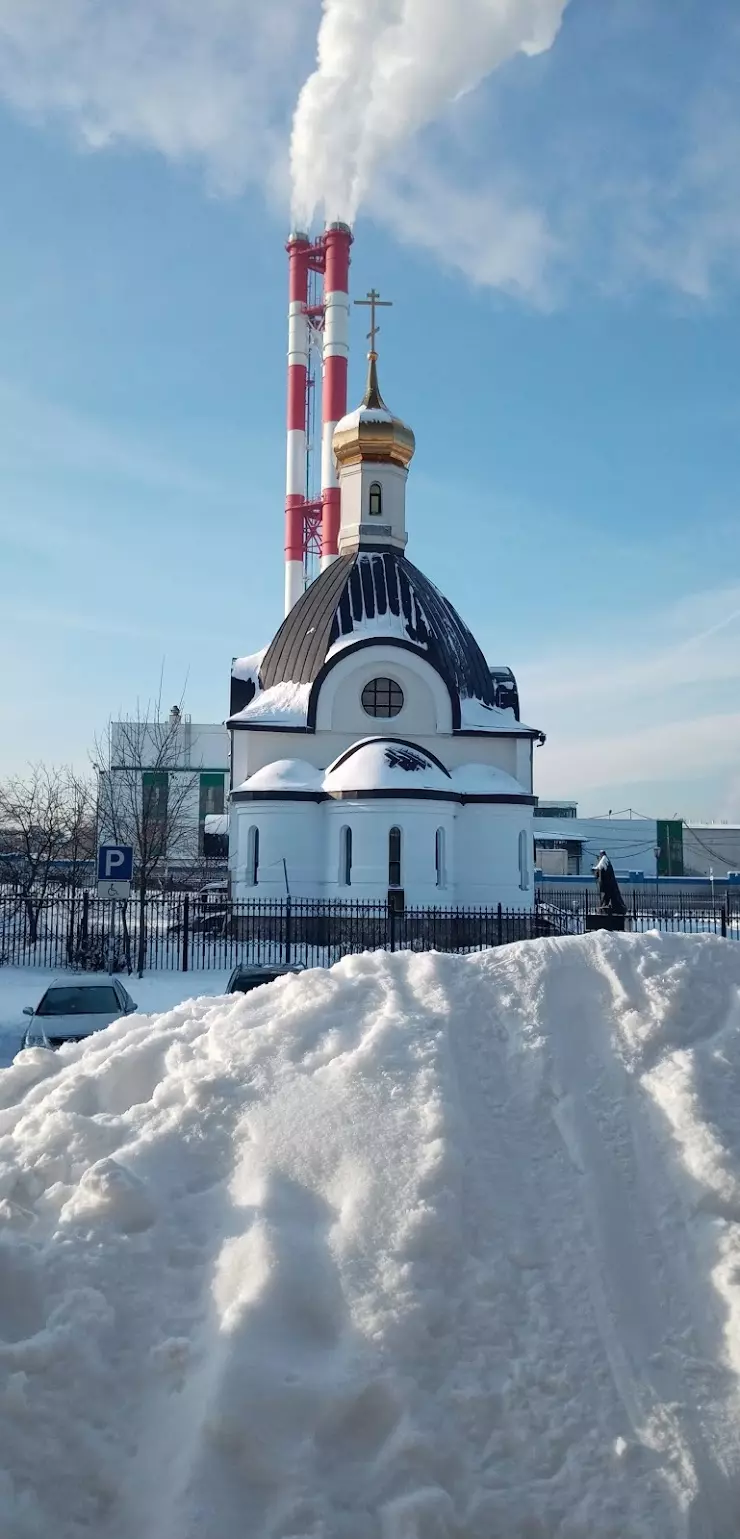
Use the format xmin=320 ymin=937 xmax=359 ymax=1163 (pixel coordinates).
xmin=22 ymin=975 xmax=138 ymax=1050
xmin=226 ymin=963 xmax=304 ymax=995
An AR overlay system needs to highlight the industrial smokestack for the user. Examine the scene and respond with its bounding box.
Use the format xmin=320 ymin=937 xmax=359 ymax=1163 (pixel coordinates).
xmin=320 ymin=221 xmax=352 ymax=570
xmin=284 ymin=230 xmax=311 ymax=616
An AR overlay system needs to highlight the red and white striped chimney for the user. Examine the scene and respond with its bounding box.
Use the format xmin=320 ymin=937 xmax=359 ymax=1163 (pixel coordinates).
xmin=284 ymin=231 xmax=311 ymax=616
xmin=320 ymin=222 xmax=352 ymax=570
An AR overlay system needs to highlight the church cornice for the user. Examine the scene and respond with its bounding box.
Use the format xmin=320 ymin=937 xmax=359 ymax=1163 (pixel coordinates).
xmin=231 ymin=788 xmax=537 ymax=806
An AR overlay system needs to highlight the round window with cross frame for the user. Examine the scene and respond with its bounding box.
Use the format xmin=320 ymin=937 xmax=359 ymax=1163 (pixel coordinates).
xmin=361 ymin=677 xmax=404 ymax=719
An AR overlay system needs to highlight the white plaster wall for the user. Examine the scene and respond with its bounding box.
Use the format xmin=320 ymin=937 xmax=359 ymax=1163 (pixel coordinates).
xmin=324 ymin=799 xmax=458 ymax=905
xmin=110 ymin=721 xmax=228 ymax=771
xmin=229 ymin=795 xmax=535 ymax=906
xmin=515 ymin=737 xmax=534 ymax=793
xmin=455 ymin=804 xmax=535 ymax=909
xmin=337 ymin=461 xmax=408 ymax=554
xmin=315 ymin=646 xmax=453 ymax=736
xmin=233 ymin=726 xmax=523 ymax=786
xmin=230 ymin=801 xmax=322 ymax=900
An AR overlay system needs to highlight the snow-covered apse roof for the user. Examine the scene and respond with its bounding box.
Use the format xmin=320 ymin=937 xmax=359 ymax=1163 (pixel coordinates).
xmin=324 ymin=738 xmax=452 ymax=795
xmin=232 ymin=744 xmax=534 ymax=802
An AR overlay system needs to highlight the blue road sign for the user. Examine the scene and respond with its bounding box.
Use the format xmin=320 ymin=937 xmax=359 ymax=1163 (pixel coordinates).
xmin=97 ymin=844 xmax=134 ymax=883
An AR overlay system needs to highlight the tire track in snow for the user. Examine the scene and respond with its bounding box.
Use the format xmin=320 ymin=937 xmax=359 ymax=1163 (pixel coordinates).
xmin=540 ymin=936 xmax=740 ymax=1537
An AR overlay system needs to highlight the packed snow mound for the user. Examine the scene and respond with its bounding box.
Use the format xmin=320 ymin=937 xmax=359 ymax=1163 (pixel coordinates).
xmin=3 ymin=934 xmax=740 ymax=1537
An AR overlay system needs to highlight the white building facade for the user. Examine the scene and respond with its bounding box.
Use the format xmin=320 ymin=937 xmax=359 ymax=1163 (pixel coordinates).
xmin=227 ymin=355 xmax=544 ymax=907
xmin=103 ymin=716 xmax=229 ymax=870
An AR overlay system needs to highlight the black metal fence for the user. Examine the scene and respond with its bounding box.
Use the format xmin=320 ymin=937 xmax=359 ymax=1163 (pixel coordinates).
xmin=0 ymin=892 xmax=575 ymax=973
xmin=541 ymin=884 xmax=740 ymax=918
xmin=0 ymin=890 xmax=735 ymax=973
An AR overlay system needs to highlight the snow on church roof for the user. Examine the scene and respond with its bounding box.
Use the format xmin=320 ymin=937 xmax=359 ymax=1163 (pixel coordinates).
xmin=237 ymin=758 xmax=322 ymax=792
xmin=458 ymin=697 xmax=539 ymax=734
xmin=231 ymin=647 xmax=267 ymax=684
xmin=259 ymin=550 xmax=497 ymax=709
xmin=234 ymin=746 xmax=531 ymax=800
xmin=324 ymin=739 xmax=452 ymax=794
xmin=230 ymin=681 xmax=311 ymax=728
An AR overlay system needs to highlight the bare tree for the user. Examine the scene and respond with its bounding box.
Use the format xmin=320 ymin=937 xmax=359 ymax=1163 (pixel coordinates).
xmin=0 ymin=765 xmax=96 ymax=946
xmin=94 ymin=697 xmax=201 ymax=976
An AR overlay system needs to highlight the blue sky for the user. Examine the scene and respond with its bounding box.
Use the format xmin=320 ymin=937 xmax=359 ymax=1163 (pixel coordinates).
xmin=0 ymin=0 xmax=739 ymax=820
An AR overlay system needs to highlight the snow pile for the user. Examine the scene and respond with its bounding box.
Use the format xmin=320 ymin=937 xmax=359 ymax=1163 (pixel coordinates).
xmin=2 ymin=933 xmax=740 ymax=1536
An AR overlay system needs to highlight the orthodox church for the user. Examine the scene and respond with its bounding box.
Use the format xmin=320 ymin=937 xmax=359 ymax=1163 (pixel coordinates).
xmin=227 ymin=339 xmax=544 ymax=907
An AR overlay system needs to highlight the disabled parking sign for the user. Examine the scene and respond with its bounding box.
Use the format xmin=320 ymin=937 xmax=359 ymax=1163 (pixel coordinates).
xmin=97 ymin=844 xmax=134 ymax=900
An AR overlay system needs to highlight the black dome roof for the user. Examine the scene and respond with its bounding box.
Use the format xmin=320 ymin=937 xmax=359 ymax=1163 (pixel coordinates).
xmin=259 ymin=550 xmax=496 ymax=707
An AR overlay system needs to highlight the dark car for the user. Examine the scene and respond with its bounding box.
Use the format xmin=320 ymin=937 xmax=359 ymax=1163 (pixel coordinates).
xmin=226 ymin=963 xmax=304 ymax=995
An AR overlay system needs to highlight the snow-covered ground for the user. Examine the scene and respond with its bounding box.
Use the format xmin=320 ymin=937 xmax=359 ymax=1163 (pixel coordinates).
xmin=2 ymin=932 xmax=740 ymax=1536
xmin=0 ymin=970 xmax=231 ymax=1068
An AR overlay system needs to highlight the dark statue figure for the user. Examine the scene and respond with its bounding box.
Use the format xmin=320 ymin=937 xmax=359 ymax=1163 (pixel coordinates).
xmin=593 ymin=852 xmax=626 ymax=916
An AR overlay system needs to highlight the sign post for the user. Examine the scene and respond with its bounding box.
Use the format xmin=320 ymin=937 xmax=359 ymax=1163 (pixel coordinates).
xmin=97 ymin=845 xmax=134 ymax=901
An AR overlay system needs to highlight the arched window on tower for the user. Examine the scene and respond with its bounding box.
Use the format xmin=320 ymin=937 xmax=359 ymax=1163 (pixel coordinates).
xmin=368 ymin=481 xmax=383 ymax=517
xmin=340 ymin=825 xmax=352 ymax=887
xmin=247 ymin=825 xmax=260 ymax=887
xmin=435 ymin=827 xmax=446 ymax=888
xmin=518 ymin=829 xmax=529 ymax=891
xmin=389 ymin=826 xmax=402 ymax=889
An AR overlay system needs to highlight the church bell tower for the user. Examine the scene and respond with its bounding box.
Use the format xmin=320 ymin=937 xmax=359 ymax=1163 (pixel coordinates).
xmin=333 ymin=290 xmax=415 ymax=557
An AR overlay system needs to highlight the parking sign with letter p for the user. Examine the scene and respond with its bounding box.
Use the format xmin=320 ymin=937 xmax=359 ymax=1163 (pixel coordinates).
xmin=97 ymin=844 xmax=134 ymax=900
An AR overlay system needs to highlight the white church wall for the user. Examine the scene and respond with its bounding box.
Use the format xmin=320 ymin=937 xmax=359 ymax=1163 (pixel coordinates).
xmin=455 ymin=804 xmax=535 ymax=909
xmin=230 ymin=802 xmax=322 ymax=900
xmin=229 ymin=794 xmax=535 ymax=906
xmin=324 ymin=799 xmax=457 ymax=905
xmin=444 ymin=735 xmax=520 ymax=777
xmin=232 ymin=727 xmax=523 ymax=788
xmin=337 ymin=461 xmax=408 ymax=555
xmin=315 ymin=645 xmax=453 ymax=736
xmin=515 ymin=737 xmax=534 ymax=793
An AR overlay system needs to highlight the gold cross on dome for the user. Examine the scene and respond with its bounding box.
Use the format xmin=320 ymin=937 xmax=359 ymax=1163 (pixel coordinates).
xmin=354 ymin=288 xmax=392 ymax=355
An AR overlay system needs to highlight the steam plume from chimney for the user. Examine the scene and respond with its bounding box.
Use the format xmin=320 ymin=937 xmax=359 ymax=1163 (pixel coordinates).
xmin=291 ymin=0 xmax=570 ymax=228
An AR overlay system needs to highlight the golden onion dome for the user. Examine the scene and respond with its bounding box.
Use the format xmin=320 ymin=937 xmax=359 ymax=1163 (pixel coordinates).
xmin=333 ymin=354 xmax=416 ymax=471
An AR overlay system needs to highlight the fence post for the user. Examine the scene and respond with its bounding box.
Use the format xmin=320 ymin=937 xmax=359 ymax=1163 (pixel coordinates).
xmin=389 ymin=901 xmax=396 ymax=953
xmin=721 ymin=905 xmax=727 ymax=939
xmin=497 ymin=903 xmax=503 ymax=947
xmin=182 ymin=895 xmax=190 ymax=972
xmin=285 ymin=897 xmax=292 ymax=966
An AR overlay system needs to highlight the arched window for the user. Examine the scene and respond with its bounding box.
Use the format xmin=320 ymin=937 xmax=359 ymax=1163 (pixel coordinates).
xmin=369 ymin=481 xmax=382 ymax=517
xmin=435 ymin=827 xmax=446 ymax=888
xmin=518 ymin=829 xmax=529 ymax=891
xmin=340 ymin=825 xmax=352 ymax=887
xmin=247 ymin=825 xmax=260 ymax=887
xmin=389 ymin=826 xmax=402 ymax=889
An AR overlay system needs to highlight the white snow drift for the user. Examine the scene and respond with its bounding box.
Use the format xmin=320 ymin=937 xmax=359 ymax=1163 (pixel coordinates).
xmin=2 ymin=932 xmax=740 ymax=1537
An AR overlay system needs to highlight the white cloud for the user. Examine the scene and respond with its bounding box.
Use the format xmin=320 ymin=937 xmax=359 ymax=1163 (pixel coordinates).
xmin=0 ymin=0 xmax=314 ymax=196
xmin=290 ymin=0 xmax=569 ymax=226
xmin=540 ymin=713 xmax=740 ymax=796
xmin=370 ymin=150 xmax=557 ymax=302
xmin=521 ymin=582 xmax=740 ymax=809
xmin=0 ymin=1 xmax=738 ymax=301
